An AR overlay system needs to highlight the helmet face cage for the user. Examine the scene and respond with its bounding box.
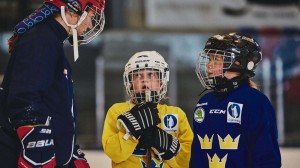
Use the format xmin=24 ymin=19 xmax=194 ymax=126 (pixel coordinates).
xmin=196 ymin=32 xmax=263 ymax=89
xmin=123 ymin=51 xmax=169 ymax=104
xmin=44 ymin=0 xmax=105 ymax=44
xmin=77 ymin=4 xmax=105 ymax=45
xmin=195 ymin=49 xmax=234 ymax=89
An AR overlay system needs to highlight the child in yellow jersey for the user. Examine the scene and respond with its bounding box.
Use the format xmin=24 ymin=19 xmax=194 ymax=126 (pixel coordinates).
xmin=102 ymin=51 xmax=193 ymax=168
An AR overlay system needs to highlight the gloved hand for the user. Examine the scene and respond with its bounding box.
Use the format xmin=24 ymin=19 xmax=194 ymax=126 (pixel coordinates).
xmin=68 ymin=144 xmax=90 ymax=168
xmin=136 ymin=128 xmax=154 ymax=149
xmin=54 ymin=145 xmax=90 ymax=168
xmin=151 ymin=127 xmax=181 ymax=161
xmin=117 ymin=102 xmax=161 ymax=140
xmin=17 ymin=125 xmax=56 ymax=168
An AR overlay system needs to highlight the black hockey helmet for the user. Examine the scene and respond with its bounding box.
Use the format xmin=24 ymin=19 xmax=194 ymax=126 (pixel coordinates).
xmin=204 ymin=32 xmax=262 ymax=77
xmin=196 ymin=32 xmax=262 ymax=91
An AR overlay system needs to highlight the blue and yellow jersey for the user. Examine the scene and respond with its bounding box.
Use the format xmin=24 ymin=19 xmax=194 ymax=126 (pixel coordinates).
xmin=102 ymin=101 xmax=193 ymax=168
xmin=190 ymin=83 xmax=281 ymax=168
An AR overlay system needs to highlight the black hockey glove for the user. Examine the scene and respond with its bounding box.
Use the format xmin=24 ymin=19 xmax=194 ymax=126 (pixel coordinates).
xmin=54 ymin=145 xmax=90 ymax=168
xmin=136 ymin=128 xmax=154 ymax=149
xmin=117 ymin=102 xmax=161 ymax=140
xmin=152 ymin=127 xmax=181 ymax=161
xmin=68 ymin=144 xmax=90 ymax=168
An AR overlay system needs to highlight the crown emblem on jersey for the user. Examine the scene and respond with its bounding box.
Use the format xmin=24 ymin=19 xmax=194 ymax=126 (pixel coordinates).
xmin=207 ymin=153 xmax=227 ymax=168
xmin=141 ymin=159 xmax=163 ymax=168
xmin=217 ymin=134 xmax=240 ymax=149
xmin=197 ymin=134 xmax=213 ymax=149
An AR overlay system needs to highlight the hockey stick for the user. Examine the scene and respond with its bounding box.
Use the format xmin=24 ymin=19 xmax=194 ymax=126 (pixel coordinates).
xmin=145 ymin=90 xmax=152 ymax=168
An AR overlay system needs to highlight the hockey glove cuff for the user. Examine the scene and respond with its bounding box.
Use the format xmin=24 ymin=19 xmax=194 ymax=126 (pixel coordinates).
xmin=117 ymin=102 xmax=160 ymax=140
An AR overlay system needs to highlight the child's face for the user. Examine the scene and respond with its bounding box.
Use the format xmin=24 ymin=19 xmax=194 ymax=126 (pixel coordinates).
xmin=131 ymin=69 xmax=160 ymax=94
xmin=206 ymin=54 xmax=223 ymax=78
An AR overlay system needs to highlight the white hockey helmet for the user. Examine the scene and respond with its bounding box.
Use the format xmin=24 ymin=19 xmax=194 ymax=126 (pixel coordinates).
xmin=123 ymin=51 xmax=169 ymax=104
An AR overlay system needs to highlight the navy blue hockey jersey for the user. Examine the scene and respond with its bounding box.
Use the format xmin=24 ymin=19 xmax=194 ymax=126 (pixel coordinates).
xmin=190 ymin=83 xmax=281 ymax=168
xmin=5 ymin=16 xmax=76 ymax=165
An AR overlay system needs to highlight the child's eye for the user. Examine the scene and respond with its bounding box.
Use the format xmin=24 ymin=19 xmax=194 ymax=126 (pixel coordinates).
xmin=150 ymin=73 xmax=154 ymax=79
xmin=133 ymin=74 xmax=141 ymax=79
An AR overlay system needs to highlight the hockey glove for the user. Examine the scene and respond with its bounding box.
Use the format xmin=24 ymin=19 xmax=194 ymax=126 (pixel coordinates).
xmin=17 ymin=125 xmax=56 ymax=168
xmin=117 ymin=102 xmax=160 ymax=140
xmin=54 ymin=145 xmax=90 ymax=168
xmin=68 ymin=144 xmax=90 ymax=168
xmin=152 ymin=127 xmax=181 ymax=161
xmin=136 ymin=128 xmax=154 ymax=149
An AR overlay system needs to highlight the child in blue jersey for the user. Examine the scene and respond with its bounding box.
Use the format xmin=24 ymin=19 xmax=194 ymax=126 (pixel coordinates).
xmin=190 ymin=32 xmax=281 ymax=168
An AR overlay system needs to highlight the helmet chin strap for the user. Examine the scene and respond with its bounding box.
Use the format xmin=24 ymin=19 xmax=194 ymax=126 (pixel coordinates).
xmin=60 ymin=6 xmax=88 ymax=62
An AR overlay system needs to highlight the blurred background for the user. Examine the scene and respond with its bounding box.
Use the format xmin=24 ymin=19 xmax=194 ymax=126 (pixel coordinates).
xmin=0 ymin=0 xmax=300 ymax=166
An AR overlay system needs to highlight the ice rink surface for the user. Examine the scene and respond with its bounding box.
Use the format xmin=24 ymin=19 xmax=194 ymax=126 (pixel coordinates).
xmin=85 ymin=147 xmax=300 ymax=168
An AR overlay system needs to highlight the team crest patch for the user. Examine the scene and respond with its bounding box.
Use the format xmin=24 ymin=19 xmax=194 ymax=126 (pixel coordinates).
xmin=194 ymin=107 xmax=205 ymax=123
xmin=227 ymin=102 xmax=243 ymax=124
xmin=163 ymin=114 xmax=178 ymax=133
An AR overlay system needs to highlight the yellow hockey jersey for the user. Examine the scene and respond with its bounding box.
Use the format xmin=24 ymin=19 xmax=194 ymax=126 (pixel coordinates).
xmin=102 ymin=101 xmax=193 ymax=168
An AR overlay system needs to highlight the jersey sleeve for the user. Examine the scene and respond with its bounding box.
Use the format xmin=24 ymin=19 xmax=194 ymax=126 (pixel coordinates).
xmin=102 ymin=103 xmax=139 ymax=163
xmin=165 ymin=107 xmax=194 ymax=168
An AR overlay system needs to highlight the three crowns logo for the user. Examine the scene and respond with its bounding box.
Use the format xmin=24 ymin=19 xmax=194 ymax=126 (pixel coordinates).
xmin=217 ymin=134 xmax=240 ymax=149
xmin=197 ymin=134 xmax=214 ymax=149
xmin=200 ymin=134 xmax=240 ymax=167
xmin=207 ymin=153 xmax=227 ymax=168
xmin=198 ymin=134 xmax=240 ymax=150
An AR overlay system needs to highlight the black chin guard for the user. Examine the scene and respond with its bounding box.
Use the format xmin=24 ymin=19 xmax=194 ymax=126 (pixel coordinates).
xmin=214 ymin=76 xmax=249 ymax=95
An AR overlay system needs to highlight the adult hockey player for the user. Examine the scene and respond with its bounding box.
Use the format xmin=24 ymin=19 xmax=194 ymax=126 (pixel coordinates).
xmin=190 ymin=32 xmax=281 ymax=168
xmin=0 ymin=0 xmax=105 ymax=167
xmin=102 ymin=51 xmax=193 ymax=168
